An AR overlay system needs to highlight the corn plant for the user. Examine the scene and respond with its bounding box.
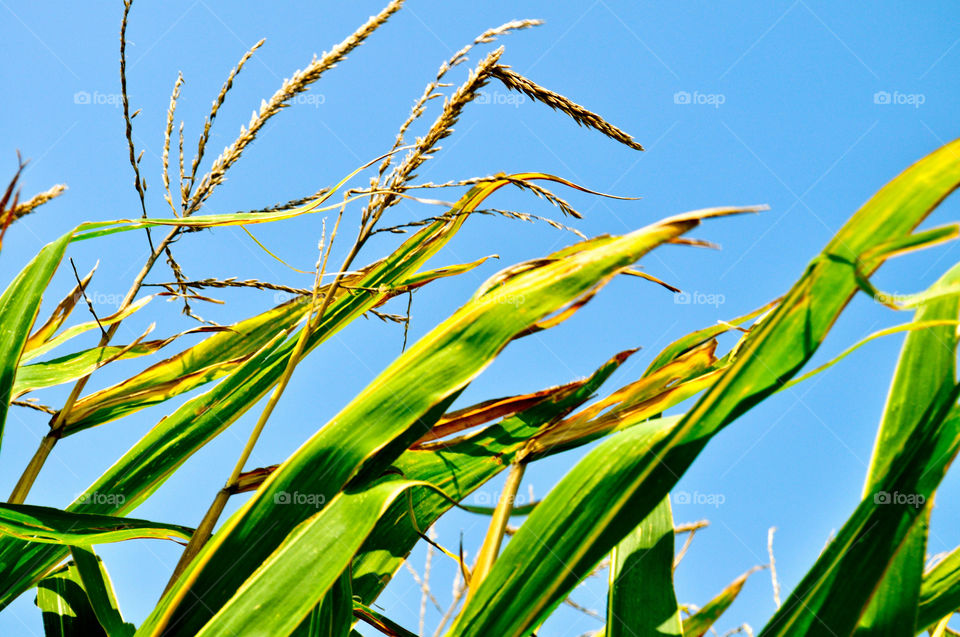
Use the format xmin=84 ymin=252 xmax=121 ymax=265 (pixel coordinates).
xmin=1 ymin=2 xmax=959 ymax=636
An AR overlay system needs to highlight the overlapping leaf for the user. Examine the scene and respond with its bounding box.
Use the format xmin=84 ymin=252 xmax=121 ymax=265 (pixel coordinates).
xmin=0 ymin=504 xmax=191 ymax=545
xmin=140 ymin=205 xmax=756 ymax=635
xmin=0 ymin=233 xmax=72 ymax=443
xmin=606 ymin=496 xmax=683 ymax=637
xmin=69 ymin=547 xmax=135 ymax=637
xmin=446 ymin=137 xmax=960 ymax=637
xmin=853 ymin=262 xmax=960 ymax=634
xmin=0 ymin=175 xmax=584 ymax=608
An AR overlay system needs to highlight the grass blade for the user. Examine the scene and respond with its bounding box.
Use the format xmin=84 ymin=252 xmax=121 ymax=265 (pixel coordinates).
xmin=69 ymin=546 xmax=135 ymax=637
xmin=855 ymin=262 xmax=960 ymax=634
xmin=606 ymin=496 xmax=683 ymax=637
xmin=682 ymin=567 xmax=763 ymax=637
xmin=36 ymin=561 xmax=107 ymax=637
xmin=0 ymin=504 xmax=191 ymax=545
xmin=0 ymin=233 xmax=72 ymax=445
xmin=446 ymin=137 xmax=960 ymax=637
xmin=142 ymin=206 xmax=752 ymax=636
xmin=193 ymin=477 xmax=435 ymax=637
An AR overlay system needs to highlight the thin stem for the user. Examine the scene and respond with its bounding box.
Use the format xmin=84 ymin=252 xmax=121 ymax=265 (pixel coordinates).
xmin=467 ymin=461 xmax=526 ymax=600
xmin=162 ymin=488 xmax=230 ymax=594
xmin=768 ymin=526 xmax=781 ymax=608
xmin=120 ymin=0 xmax=155 ymax=253
xmin=164 ymin=211 xmax=346 ymax=588
xmin=164 ymin=275 xmax=320 ymax=588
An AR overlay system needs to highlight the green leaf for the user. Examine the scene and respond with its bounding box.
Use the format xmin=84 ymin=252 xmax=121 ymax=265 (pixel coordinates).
xmin=447 ymin=136 xmax=960 ymax=637
xmin=760 ymin=399 xmax=960 ymax=636
xmin=918 ymin=547 xmax=960 ymax=631
xmin=19 ymin=296 xmax=154 ymax=364
xmin=69 ymin=547 xmax=135 ymax=637
xmin=13 ymin=335 xmax=194 ymax=400
xmin=61 ymin=255 xmax=492 ymax=435
xmin=449 ymin=414 xmax=684 ymax=637
xmin=193 ymin=477 xmax=433 ymax=637
xmin=0 ymin=176 xmax=563 ymax=609
xmin=352 ymin=349 xmax=634 ymax=602
xmin=681 ymin=567 xmax=762 ymax=637
xmin=23 ymin=263 xmax=95 ymax=353
xmin=855 ymin=262 xmax=960 ymax=635
xmin=607 ymin=496 xmax=683 ymax=637
xmin=36 ymin=561 xmax=107 ymax=637
xmin=61 ymin=296 xmax=309 ymax=433
xmin=291 ymin=568 xmax=353 ymax=636
xmin=142 ymin=205 xmax=752 ymax=636
xmin=644 ymin=300 xmax=777 ymax=375
xmin=0 ymin=233 xmax=72 ymax=445
xmin=0 ymin=504 xmax=191 ymax=546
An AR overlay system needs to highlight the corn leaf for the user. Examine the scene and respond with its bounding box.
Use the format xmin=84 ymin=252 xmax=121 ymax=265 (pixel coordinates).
xmin=0 ymin=504 xmax=191 ymax=545
xmin=352 ymin=349 xmax=634 ymax=602
xmin=61 ymin=256 xmax=492 ymax=435
xmin=760 ymin=397 xmax=959 ymax=635
xmin=446 ymin=136 xmax=960 ymax=637
xmin=918 ymin=547 xmax=960 ymax=631
xmin=69 ymin=546 xmax=135 ymax=637
xmin=854 ymin=262 xmax=960 ymax=634
xmin=290 ymin=569 xmax=353 ymax=637
xmin=13 ymin=335 xmax=198 ymax=400
xmin=0 ymin=233 xmax=72 ymax=445
xmin=36 ymin=561 xmax=108 ymax=637
xmin=681 ymin=567 xmax=762 ymax=637
xmin=19 ymin=296 xmax=154 ymax=364
xmin=192 ymin=477 xmax=436 ymax=637
xmin=140 ymin=206 xmax=753 ymax=636
xmin=0 ymin=175 xmax=567 ymax=608
xmin=23 ymin=263 xmax=95 ymax=353
xmin=61 ymin=297 xmax=310 ymax=433
xmin=606 ymin=496 xmax=683 ymax=637
xmin=449 ymin=413 xmax=685 ymax=636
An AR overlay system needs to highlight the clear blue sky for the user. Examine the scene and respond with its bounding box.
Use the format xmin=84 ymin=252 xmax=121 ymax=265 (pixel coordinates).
xmin=1 ymin=1 xmax=959 ymax=634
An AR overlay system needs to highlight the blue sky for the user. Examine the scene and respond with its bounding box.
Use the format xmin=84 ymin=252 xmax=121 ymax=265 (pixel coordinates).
xmin=1 ymin=1 xmax=959 ymax=634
